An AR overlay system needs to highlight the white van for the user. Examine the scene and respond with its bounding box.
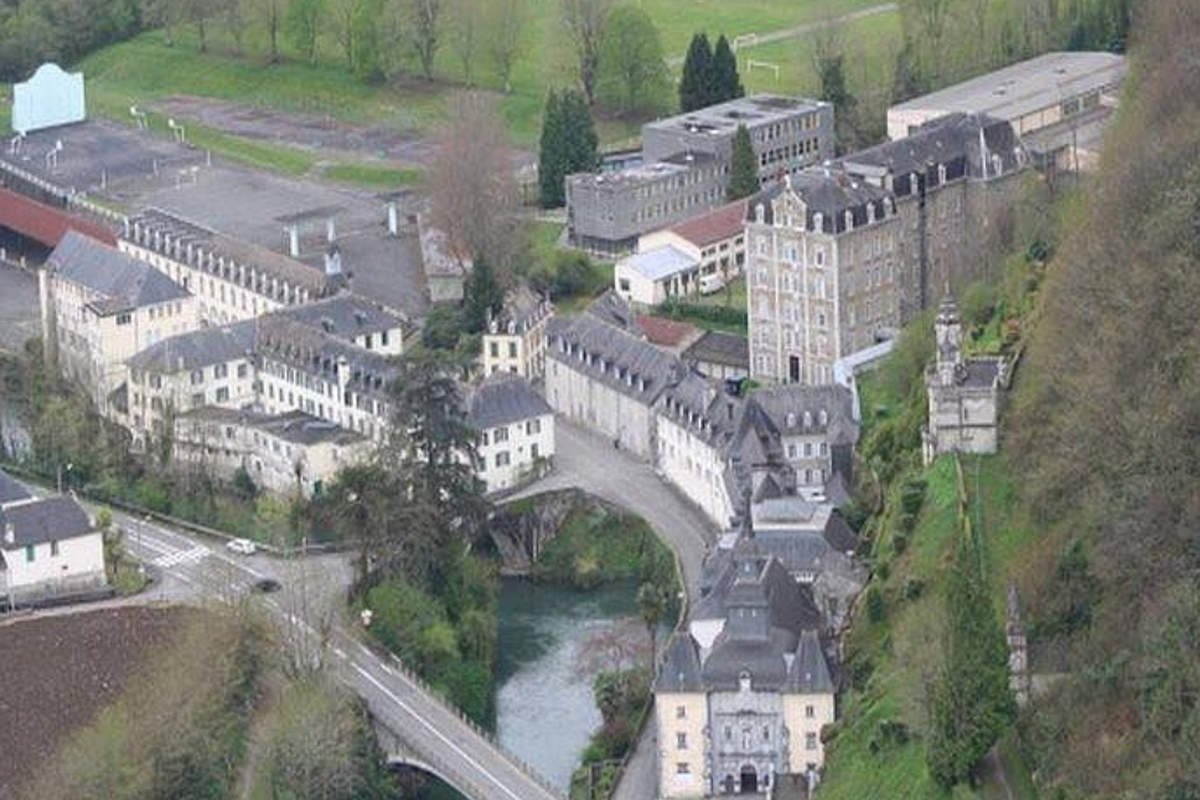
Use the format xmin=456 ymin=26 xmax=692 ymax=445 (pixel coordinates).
xmin=699 ymin=272 xmax=726 ymax=295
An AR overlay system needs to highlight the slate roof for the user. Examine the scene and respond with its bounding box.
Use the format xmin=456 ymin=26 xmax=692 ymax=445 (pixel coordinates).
xmin=747 ymin=171 xmax=893 ymax=235
xmin=466 ymin=373 xmax=552 ymax=431
xmin=683 ymin=330 xmax=750 ymax=369
xmin=547 ymin=304 xmax=685 ymax=406
xmin=176 ymin=407 xmax=366 ymax=446
xmin=0 ymin=496 xmax=92 ymax=547
xmin=655 ymin=633 xmax=705 ymax=693
xmin=490 ymin=283 xmax=550 ymax=334
xmin=619 ymin=245 xmax=697 ymax=281
xmin=256 ymin=314 xmax=399 ymax=402
xmin=50 ymin=231 xmax=191 ymax=315
xmin=667 ymin=199 xmax=747 ymax=248
xmin=788 ymin=629 xmax=834 ymax=693
xmin=127 ymin=319 xmax=257 ymax=374
xmin=276 ymin=294 xmax=408 ymax=340
xmin=843 ymin=112 xmax=1023 ymax=188
xmin=0 ymin=470 xmax=32 ymax=506
xmin=747 ymin=384 xmax=858 ymax=447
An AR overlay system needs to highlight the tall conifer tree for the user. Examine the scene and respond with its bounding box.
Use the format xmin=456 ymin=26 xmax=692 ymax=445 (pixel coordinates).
xmin=679 ymin=32 xmax=713 ymax=111
xmin=561 ymin=89 xmax=598 ymax=174
xmin=711 ymin=34 xmax=744 ymax=102
xmin=726 ymin=124 xmax=758 ymax=201
xmin=538 ymin=90 xmax=565 ymax=208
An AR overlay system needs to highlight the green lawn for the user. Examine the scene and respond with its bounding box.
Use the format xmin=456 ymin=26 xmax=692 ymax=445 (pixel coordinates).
xmin=694 ymin=276 xmax=747 ymax=311
xmin=819 ymin=450 xmax=1040 ymax=800
xmin=319 ymin=162 xmax=423 ymax=189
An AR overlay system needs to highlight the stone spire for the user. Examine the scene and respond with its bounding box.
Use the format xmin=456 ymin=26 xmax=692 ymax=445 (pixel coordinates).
xmin=935 ymin=289 xmax=963 ymax=385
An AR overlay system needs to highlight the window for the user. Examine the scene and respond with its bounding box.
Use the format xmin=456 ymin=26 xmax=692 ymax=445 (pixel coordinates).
xmin=526 ymin=418 xmax=541 ymax=435
xmin=25 ymin=545 xmax=34 ymax=562
xmin=619 ymin=277 xmax=631 ymax=292
xmin=494 ymin=426 xmax=509 ymax=443
xmin=191 ymin=392 xmax=205 ymax=407
xmin=763 ymin=726 xmax=770 ymax=742
xmin=490 ymin=342 xmax=499 ymax=358
xmin=676 ymin=763 xmax=690 ymax=775
xmin=676 ymin=732 xmax=687 ymax=749
xmin=508 ymin=342 xmax=517 ymax=358
xmin=495 ymin=451 xmax=510 ymax=467
xmin=214 ymin=363 xmax=228 ymax=379
xmin=216 ymin=387 xmax=229 ymax=402
xmin=50 ymin=540 xmax=59 ymax=556
xmin=237 ymin=363 xmax=248 ymax=379
xmin=676 ymin=705 xmax=686 ymax=719
xmin=724 ymin=726 xmax=732 ymax=741
xmin=190 ymin=369 xmax=204 ymax=385
xmin=806 ymin=705 xmax=815 ymax=719
xmin=116 ymin=312 xmax=131 ymax=325
xmin=531 ymin=443 xmax=539 ymax=459
xmin=806 ymin=732 xmax=818 ymax=750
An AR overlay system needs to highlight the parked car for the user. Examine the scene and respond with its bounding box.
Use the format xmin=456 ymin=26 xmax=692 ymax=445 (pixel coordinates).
xmin=252 ymin=578 xmax=281 ymax=593
xmin=226 ymin=538 xmax=257 ymax=555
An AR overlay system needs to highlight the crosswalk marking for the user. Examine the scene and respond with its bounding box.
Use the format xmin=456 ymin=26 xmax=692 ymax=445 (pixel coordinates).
xmin=152 ymin=545 xmax=210 ymax=569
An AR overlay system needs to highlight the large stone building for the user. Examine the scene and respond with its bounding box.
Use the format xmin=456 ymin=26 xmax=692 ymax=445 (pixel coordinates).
xmin=922 ymin=294 xmax=1002 ymax=463
xmin=545 ymin=293 xmax=683 ymax=460
xmin=567 ymin=95 xmax=834 ymax=255
xmin=656 ymin=538 xmax=836 ymax=797
xmin=747 ymin=112 xmax=1026 ymax=385
xmin=744 ymin=172 xmax=901 ymax=386
xmin=887 ymin=51 xmax=1127 ymax=171
xmin=41 ymin=231 xmax=198 ymax=417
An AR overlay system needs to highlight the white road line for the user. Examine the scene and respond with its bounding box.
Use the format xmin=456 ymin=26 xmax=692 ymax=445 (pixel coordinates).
xmin=349 ymin=662 xmax=530 ymax=800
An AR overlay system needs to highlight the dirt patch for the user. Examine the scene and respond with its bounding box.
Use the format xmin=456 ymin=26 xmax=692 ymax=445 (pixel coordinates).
xmin=0 ymin=605 xmax=189 ymax=799
xmin=153 ymin=95 xmax=439 ymax=166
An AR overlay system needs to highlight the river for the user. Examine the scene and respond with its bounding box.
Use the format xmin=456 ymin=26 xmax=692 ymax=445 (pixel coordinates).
xmin=495 ymin=578 xmax=642 ymax=792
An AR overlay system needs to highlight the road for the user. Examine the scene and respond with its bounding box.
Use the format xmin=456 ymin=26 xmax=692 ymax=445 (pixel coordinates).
xmin=55 ymin=503 xmax=564 ymax=800
xmin=665 ymin=3 xmax=900 ymax=67
xmin=508 ymin=417 xmax=717 ymax=601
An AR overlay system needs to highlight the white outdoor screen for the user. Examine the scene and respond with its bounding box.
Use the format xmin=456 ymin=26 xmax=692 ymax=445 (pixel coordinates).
xmin=12 ymin=63 xmax=86 ymax=136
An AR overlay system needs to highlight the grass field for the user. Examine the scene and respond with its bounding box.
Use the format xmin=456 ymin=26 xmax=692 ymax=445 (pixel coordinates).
xmin=14 ymin=0 xmax=899 ymax=163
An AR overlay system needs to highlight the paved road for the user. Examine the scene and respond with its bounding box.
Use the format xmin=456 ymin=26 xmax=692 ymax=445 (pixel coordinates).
xmin=665 ymin=3 xmax=899 ymax=67
xmin=38 ymin=498 xmax=564 ymax=800
xmin=508 ymin=417 xmax=717 ymax=601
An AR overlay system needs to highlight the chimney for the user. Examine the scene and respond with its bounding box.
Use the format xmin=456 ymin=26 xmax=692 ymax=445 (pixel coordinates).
xmin=4 ymin=522 xmax=13 ymax=545
xmin=326 ymin=217 xmax=337 ymax=244
xmin=324 ymin=244 xmax=342 ymax=277
xmin=287 ymin=225 xmax=300 ymax=258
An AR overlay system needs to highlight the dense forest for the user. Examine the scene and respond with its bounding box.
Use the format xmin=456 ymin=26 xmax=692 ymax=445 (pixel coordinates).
xmin=1008 ymin=0 xmax=1200 ymax=795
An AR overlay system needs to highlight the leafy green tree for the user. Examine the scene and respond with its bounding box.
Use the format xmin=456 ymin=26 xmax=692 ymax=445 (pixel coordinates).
xmin=285 ymin=0 xmax=324 ymax=63
xmin=678 ymin=32 xmax=713 ymax=112
xmin=927 ymin=523 xmax=1015 ymax=787
xmin=350 ymin=0 xmax=386 ymax=82
xmin=595 ymin=5 xmax=669 ymax=114
xmin=462 ymin=255 xmax=504 ymax=334
xmin=812 ymin=22 xmax=856 ymax=151
xmin=711 ymin=34 xmax=743 ymax=103
xmin=538 ymin=90 xmax=566 ymax=207
xmin=636 ymin=581 xmax=669 ymax=665
xmin=421 ymin=302 xmax=468 ymax=350
xmin=726 ymin=124 xmax=758 ymax=200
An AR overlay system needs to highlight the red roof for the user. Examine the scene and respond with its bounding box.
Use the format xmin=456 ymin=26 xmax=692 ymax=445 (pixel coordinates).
xmin=668 ymin=199 xmax=747 ymax=248
xmin=636 ymin=314 xmax=700 ymax=348
xmin=0 ymin=187 xmax=117 ymax=248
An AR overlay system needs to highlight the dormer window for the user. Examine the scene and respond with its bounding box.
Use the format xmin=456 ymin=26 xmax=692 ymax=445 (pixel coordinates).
xmin=786 ymin=412 xmax=796 ymax=427
xmin=803 ymin=411 xmax=812 ymax=428
xmin=819 ymin=409 xmax=828 ymax=426
xmin=739 ymin=670 xmax=752 ymax=692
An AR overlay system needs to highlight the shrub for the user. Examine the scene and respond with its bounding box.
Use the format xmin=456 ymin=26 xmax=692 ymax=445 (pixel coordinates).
xmin=867 ymin=585 xmax=885 ymax=623
xmin=902 ymin=578 xmax=926 ymax=600
xmin=892 ymin=532 xmax=908 ymax=555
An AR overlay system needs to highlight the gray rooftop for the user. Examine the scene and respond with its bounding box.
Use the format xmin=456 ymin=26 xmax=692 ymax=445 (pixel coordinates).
xmin=466 ymin=373 xmax=552 ymax=431
xmin=127 ymin=319 xmax=257 ymax=374
xmin=890 ymin=51 xmax=1126 ymax=122
xmin=655 ymin=633 xmax=704 ymax=693
xmin=0 ymin=496 xmax=93 ymax=547
xmin=49 ymin=231 xmax=191 ymax=315
xmin=644 ymin=94 xmax=826 ymax=138
xmin=748 ymin=170 xmax=894 ymax=235
xmin=843 ymin=113 xmax=1024 ymax=185
xmin=0 ymin=470 xmax=32 ymax=506
xmin=567 ymin=153 xmax=711 ymax=191
xmin=276 ymin=294 xmax=408 ymax=339
xmin=547 ymin=301 xmax=685 ymax=406
xmin=788 ymin=629 xmax=834 ymax=693
xmin=176 ymin=407 xmax=367 ymax=446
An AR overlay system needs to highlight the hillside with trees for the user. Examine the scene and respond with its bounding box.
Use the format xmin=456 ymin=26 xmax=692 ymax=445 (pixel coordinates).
xmin=1006 ymin=0 xmax=1200 ymax=795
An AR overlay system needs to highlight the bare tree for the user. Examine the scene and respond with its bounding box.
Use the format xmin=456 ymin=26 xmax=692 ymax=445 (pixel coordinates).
xmin=428 ymin=92 xmax=524 ymax=277
xmin=406 ymin=0 xmax=441 ymax=80
xmin=446 ymin=0 xmax=478 ymax=84
xmin=278 ymin=554 xmax=336 ymax=680
xmin=327 ymin=0 xmax=356 ymax=67
xmin=484 ymin=0 xmax=527 ymax=93
xmin=901 ymin=0 xmax=953 ymax=85
xmin=251 ymin=0 xmax=285 ymax=61
xmin=561 ymin=0 xmax=613 ymax=105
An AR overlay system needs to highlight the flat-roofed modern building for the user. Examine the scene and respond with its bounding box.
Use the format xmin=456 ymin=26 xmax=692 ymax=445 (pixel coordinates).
xmin=614 ymin=244 xmax=700 ymax=306
xmin=887 ymin=51 xmax=1126 ymax=170
xmin=567 ymin=95 xmax=834 ymax=255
